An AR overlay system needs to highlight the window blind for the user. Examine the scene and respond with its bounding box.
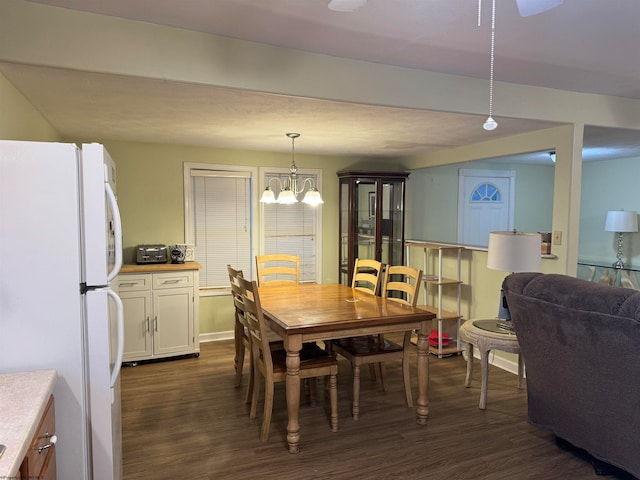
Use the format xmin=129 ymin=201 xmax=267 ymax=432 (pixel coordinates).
xmin=191 ymin=171 xmax=252 ymax=288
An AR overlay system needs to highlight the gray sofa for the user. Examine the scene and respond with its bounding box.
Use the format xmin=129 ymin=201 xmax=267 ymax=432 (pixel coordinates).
xmin=503 ymin=273 xmax=640 ymax=478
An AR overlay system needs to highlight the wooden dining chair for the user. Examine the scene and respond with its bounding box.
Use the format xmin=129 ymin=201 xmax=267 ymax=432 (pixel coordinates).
xmin=332 ymin=264 xmax=422 ymax=420
xmin=351 ymin=258 xmax=383 ymax=295
xmin=227 ymin=264 xmax=285 ymax=403
xmin=227 ymin=264 xmax=253 ymax=402
xmin=255 ymin=253 xmax=300 ymax=287
xmin=232 ymin=274 xmax=339 ymax=442
xmin=254 ymin=255 xmax=324 ymax=402
xmin=326 ymin=258 xmax=383 ymax=375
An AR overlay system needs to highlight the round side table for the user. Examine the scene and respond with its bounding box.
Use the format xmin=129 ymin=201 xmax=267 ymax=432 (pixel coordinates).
xmin=459 ymin=319 xmax=524 ymax=410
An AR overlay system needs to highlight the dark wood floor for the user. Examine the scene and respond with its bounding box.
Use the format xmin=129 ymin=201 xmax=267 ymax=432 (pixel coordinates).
xmin=121 ymin=338 xmax=633 ymax=480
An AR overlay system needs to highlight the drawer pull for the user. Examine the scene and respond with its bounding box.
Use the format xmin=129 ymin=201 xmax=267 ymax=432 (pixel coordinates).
xmin=162 ymin=279 xmax=180 ymax=284
xmin=37 ymin=434 xmax=57 ymax=454
xmin=119 ymin=282 xmax=138 ymax=287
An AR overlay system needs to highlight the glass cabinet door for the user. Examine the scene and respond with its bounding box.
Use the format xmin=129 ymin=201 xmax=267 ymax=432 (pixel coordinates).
xmin=380 ymin=179 xmax=405 ymax=268
xmin=338 ymin=171 xmax=408 ymax=286
xmin=355 ymin=180 xmax=377 ymax=263
xmin=340 ymin=178 xmax=377 ymax=284
xmin=339 ymin=181 xmax=350 ymax=285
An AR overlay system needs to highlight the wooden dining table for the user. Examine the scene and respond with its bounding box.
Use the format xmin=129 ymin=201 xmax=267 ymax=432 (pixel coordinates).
xmin=258 ymin=283 xmax=435 ymax=453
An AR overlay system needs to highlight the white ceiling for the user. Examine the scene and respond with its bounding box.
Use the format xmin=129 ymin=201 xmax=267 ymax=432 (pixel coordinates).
xmin=4 ymin=0 xmax=640 ymax=161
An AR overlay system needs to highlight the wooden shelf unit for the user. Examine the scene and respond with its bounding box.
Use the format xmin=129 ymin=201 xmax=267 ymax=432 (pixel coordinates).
xmin=406 ymin=241 xmax=464 ymax=357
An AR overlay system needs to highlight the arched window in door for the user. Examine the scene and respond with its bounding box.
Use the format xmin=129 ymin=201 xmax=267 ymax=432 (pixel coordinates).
xmin=470 ymin=182 xmax=501 ymax=202
xmin=458 ymin=169 xmax=515 ymax=247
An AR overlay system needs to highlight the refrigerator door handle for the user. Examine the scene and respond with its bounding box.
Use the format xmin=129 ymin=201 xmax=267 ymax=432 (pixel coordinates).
xmin=107 ymin=288 xmax=125 ymax=392
xmin=105 ymin=179 xmax=123 ymax=283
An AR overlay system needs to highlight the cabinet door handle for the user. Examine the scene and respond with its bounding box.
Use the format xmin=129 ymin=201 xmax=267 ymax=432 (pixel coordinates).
xmin=146 ymin=316 xmax=150 ymax=333
xmin=37 ymin=434 xmax=57 ymax=454
xmin=154 ymin=316 xmax=158 ymax=332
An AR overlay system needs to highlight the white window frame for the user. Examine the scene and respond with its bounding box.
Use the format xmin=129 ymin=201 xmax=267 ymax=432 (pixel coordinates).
xmin=258 ymin=167 xmax=323 ymax=284
xmin=183 ymin=162 xmax=259 ymax=297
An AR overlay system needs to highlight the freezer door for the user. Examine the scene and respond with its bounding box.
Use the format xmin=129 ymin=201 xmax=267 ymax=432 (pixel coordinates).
xmin=81 ymin=143 xmax=123 ymax=286
xmin=85 ymin=288 xmax=124 ymax=480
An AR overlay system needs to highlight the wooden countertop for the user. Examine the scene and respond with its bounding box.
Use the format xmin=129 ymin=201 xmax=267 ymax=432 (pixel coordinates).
xmin=0 ymin=369 xmax=57 ymax=478
xmin=120 ymin=262 xmax=202 ymax=274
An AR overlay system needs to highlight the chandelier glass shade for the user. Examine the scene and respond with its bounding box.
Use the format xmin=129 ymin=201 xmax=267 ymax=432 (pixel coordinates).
xmin=260 ymin=133 xmax=324 ymax=206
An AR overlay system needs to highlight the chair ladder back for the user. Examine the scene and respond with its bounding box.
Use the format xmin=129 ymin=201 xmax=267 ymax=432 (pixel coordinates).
xmin=227 ymin=264 xmax=248 ymax=322
xmin=383 ymin=265 xmax=422 ymax=307
xmin=351 ymin=258 xmax=383 ymax=295
xmin=255 ymin=253 xmax=300 ymax=287
xmin=235 ymin=275 xmax=274 ymax=372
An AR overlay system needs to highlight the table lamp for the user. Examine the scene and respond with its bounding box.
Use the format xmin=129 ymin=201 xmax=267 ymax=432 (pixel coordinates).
xmin=604 ymin=210 xmax=638 ymax=269
xmin=487 ymin=230 xmax=542 ymax=327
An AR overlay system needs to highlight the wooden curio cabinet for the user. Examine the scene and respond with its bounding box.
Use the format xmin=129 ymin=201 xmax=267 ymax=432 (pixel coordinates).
xmin=338 ymin=171 xmax=409 ymax=285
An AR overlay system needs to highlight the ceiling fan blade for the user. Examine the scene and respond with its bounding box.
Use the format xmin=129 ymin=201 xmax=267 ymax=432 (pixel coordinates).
xmin=328 ymin=0 xmax=367 ymax=12
xmin=516 ymin=0 xmax=564 ymax=16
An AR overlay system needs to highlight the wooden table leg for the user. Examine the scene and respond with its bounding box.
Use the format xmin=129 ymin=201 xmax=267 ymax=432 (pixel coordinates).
xmin=464 ymin=342 xmax=474 ymax=388
xmin=352 ymin=364 xmax=361 ymax=420
xmin=415 ymin=321 xmax=430 ymax=425
xmin=285 ymin=335 xmax=302 ymax=453
xmin=517 ymin=354 xmax=524 ymax=389
xmin=479 ymin=348 xmax=490 ymax=410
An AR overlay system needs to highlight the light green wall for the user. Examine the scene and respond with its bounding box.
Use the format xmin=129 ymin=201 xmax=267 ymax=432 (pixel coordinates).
xmin=402 ymin=124 xmax=582 ymax=355
xmin=0 ymin=73 xmax=60 ymax=141
xmin=408 ymin=161 xmax=554 ymax=245
xmin=580 ymin=157 xmax=640 ymax=265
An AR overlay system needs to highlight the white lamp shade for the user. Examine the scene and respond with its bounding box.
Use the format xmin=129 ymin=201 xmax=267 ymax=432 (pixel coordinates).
xmin=260 ymin=187 xmax=277 ymax=204
xmin=605 ymin=210 xmax=638 ymax=233
xmin=487 ymin=231 xmax=541 ymax=273
xmin=277 ymin=188 xmax=298 ymax=204
xmin=301 ymin=189 xmax=324 ymax=206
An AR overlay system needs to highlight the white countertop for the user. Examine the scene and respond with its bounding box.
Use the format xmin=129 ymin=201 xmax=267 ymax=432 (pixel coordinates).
xmin=0 ymin=369 xmax=57 ymax=478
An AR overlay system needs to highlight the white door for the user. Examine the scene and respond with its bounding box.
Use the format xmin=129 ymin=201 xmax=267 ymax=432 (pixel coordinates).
xmin=457 ymin=169 xmax=515 ymax=247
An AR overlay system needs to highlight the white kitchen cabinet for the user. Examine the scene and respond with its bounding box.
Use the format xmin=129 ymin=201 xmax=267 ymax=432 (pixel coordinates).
xmin=117 ymin=264 xmax=200 ymax=362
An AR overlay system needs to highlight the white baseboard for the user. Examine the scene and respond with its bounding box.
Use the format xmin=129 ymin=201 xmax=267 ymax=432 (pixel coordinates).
xmin=471 ymin=348 xmax=524 ymax=377
xmin=200 ymin=331 xmax=234 ymax=343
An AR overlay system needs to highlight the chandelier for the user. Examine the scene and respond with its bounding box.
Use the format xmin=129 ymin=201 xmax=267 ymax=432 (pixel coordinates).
xmin=260 ymin=133 xmax=324 ymax=206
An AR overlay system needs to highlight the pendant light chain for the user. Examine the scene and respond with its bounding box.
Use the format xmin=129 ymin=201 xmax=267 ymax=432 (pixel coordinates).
xmin=488 ymin=0 xmax=496 ymax=122
xmin=479 ymin=0 xmax=498 ymax=130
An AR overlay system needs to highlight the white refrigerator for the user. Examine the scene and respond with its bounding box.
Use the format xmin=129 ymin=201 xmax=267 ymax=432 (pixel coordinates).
xmin=0 ymin=141 xmax=124 ymax=480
